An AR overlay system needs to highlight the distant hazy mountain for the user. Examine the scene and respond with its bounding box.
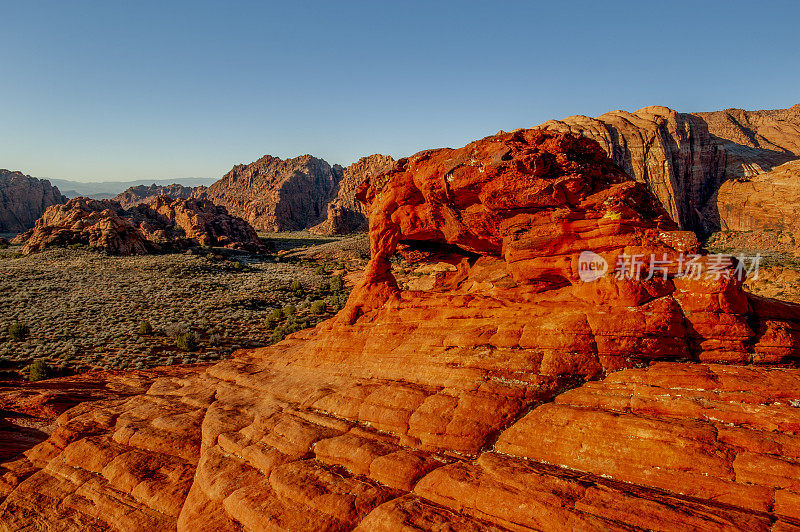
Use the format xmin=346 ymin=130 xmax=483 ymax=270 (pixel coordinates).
xmin=49 ymin=177 xmax=218 ymax=199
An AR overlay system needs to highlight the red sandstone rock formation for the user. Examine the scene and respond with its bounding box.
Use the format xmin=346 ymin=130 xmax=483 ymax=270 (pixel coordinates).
xmin=539 ymin=103 xmax=800 ymax=233
xmin=708 ymin=159 xmax=800 ymax=255
xmin=114 ymin=183 xmax=204 ymax=210
xmin=2 ymin=130 xmax=800 ymax=530
xmin=13 ymin=196 xmax=264 ymax=254
xmin=199 ymin=154 xmax=344 ymax=232
xmin=311 ymin=154 xmax=395 ymax=235
xmin=0 ymin=170 xmax=66 ymax=233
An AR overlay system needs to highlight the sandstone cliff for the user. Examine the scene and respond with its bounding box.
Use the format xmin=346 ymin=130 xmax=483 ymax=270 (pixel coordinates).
xmin=3 ymin=130 xmax=800 ymax=530
xmin=310 ymin=154 xmax=395 ymax=235
xmin=199 ymin=154 xmax=343 ymax=232
xmin=538 ymin=103 xmax=800 ymax=234
xmin=114 ymin=183 xmax=205 ymax=209
xmin=707 ymin=159 xmax=800 ymax=256
xmin=13 ymin=196 xmax=264 ymax=254
xmin=0 ymin=170 xmax=66 ymax=233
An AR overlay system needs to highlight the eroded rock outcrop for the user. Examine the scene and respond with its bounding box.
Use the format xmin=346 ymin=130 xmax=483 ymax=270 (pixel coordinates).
xmin=310 ymin=154 xmax=395 ymax=235
xmin=114 ymin=184 xmax=205 ymax=210
xmin=0 ymin=170 xmax=66 ymax=233
xmin=3 ymin=130 xmax=800 ymax=530
xmin=539 ymin=103 xmax=800 ymax=233
xmin=13 ymin=196 xmax=264 ymax=255
xmin=199 ymin=154 xmax=343 ymax=232
xmin=708 ymin=159 xmax=800 ymax=255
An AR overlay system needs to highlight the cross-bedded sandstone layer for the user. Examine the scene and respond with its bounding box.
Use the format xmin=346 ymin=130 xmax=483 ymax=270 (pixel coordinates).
xmin=2 ymin=130 xmax=800 ymax=531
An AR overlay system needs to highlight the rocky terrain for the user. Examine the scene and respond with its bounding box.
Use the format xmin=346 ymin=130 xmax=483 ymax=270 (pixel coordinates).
xmin=114 ymin=184 xmax=205 ymax=209
xmin=200 ymin=154 xmax=344 ymax=232
xmin=310 ymin=154 xmax=395 ymax=235
xmin=12 ymin=196 xmax=264 ymax=254
xmin=2 ymin=129 xmax=800 ymax=530
xmin=539 ymin=103 xmax=800 ymax=234
xmin=0 ymin=170 xmax=66 ymax=233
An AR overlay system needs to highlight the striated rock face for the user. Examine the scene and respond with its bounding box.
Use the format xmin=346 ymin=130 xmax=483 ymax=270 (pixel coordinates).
xmin=3 ymin=130 xmax=800 ymax=530
xmin=709 ymin=159 xmax=800 ymax=255
xmin=114 ymin=183 xmax=205 ymax=210
xmin=0 ymin=170 xmax=66 ymax=233
xmin=0 ymin=367 xmax=205 ymax=462
xmin=199 ymin=154 xmax=344 ymax=232
xmin=12 ymin=196 xmax=264 ymax=255
xmin=539 ymin=103 xmax=800 ymax=233
xmin=310 ymin=154 xmax=395 ymax=235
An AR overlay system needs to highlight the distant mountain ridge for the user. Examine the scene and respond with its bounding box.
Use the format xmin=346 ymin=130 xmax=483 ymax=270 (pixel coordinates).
xmin=8 ymin=102 xmax=800 ymax=237
xmin=49 ymin=177 xmax=217 ymax=199
xmin=114 ymin=183 xmax=204 ymax=209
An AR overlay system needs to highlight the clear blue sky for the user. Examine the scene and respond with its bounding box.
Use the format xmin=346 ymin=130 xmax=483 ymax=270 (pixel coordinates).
xmin=1 ymin=0 xmax=798 ymax=182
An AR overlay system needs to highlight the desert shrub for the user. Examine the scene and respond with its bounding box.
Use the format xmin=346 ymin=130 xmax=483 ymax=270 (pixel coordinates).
xmin=314 ymin=264 xmax=328 ymax=275
xmin=329 ymin=274 xmax=345 ymax=293
xmin=309 ymin=301 xmax=327 ymax=315
xmin=290 ymin=280 xmax=303 ymax=296
xmin=176 ymin=332 xmax=197 ymax=351
xmin=8 ymin=322 xmax=30 ymax=341
xmin=208 ymin=333 xmax=223 ymax=346
xmin=282 ymin=304 xmax=296 ymax=317
xmin=264 ymin=308 xmax=283 ymax=328
xmin=27 ymin=359 xmax=50 ymax=382
xmin=269 ymin=328 xmax=287 ymax=344
xmin=165 ymin=323 xmax=189 ymax=338
xmin=329 ymin=293 xmax=348 ymax=311
xmin=138 ymin=320 xmax=153 ymax=335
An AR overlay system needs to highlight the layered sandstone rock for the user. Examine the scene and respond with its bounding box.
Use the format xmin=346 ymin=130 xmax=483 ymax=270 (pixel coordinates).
xmin=0 ymin=367 xmax=205 ymax=462
xmin=199 ymin=154 xmax=343 ymax=232
xmin=13 ymin=196 xmax=263 ymax=255
xmin=0 ymin=170 xmax=66 ymax=233
xmin=539 ymin=103 xmax=800 ymax=233
xmin=707 ymin=159 xmax=800 ymax=255
xmin=310 ymin=154 xmax=395 ymax=235
xmin=114 ymin=184 xmax=204 ymax=210
xmin=2 ymin=130 xmax=800 ymax=530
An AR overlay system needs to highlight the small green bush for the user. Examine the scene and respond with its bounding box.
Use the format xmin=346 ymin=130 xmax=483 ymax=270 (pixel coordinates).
xmin=28 ymin=359 xmax=50 ymax=382
xmin=329 ymin=274 xmax=345 ymax=293
xmin=8 ymin=322 xmax=30 ymax=341
xmin=282 ymin=304 xmax=296 ymax=317
xmin=309 ymin=301 xmax=327 ymax=315
xmin=264 ymin=308 xmax=283 ymax=328
xmin=138 ymin=320 xmax=153 ymax=335
xmin=176 ymin=332 xmax=197 ymax=351
xmin=269 ymin=328 xmax=287 ymax=344
xmin=314 ymin=264 xmax=328 ymax=275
